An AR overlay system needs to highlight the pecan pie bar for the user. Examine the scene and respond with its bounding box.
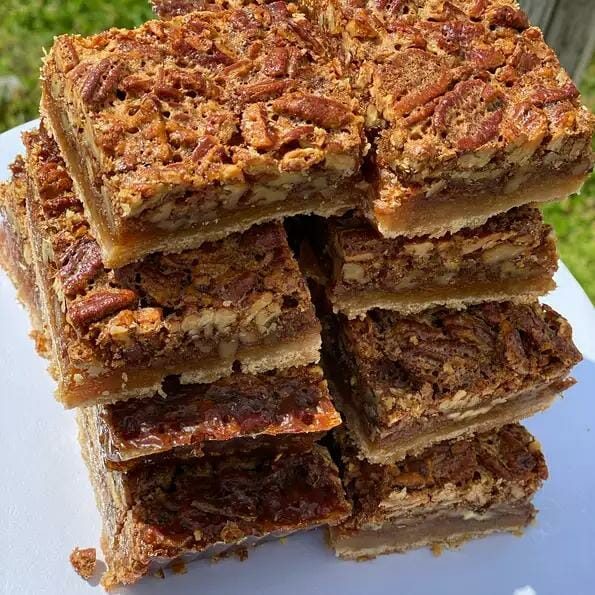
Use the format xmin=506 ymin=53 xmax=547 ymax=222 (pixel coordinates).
xmin=77 ymin=412 xmax=350 ymax=588
xmin=301 ymin=0 xmax=594 ymax=237
xmin=42 ymin=4 xmax=365 ymax=266
xmin=84 ymin=364 xmax=341 ymax=470
xmin=24 ymin=126 xmax=321 ymax=407
xmin=321 ymin=206 xmax=557 ymax=318
xmin=0 ymin=158 xmax=48 ymax=355
xmin=323 ymin=301 xmax=581 ymax=463
xmin=329 ymin=424 xmax=547 ymax=559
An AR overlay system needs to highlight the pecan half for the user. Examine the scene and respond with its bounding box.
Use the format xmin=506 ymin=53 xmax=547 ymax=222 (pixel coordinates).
xmin=59 ymin=238 xmax=104 ymax=298
xmin=432 ymin=79 xmax=503 ymax=151
xmin=240 ymin=79 xmax=291 ymax=103
xmin=241 ymin=104 xmax=277 ymax=150
xmin=68 ymin=289 xmax=138 ymax=329
xmin=80 ymin=58 xmax=127 ymax=108
xmin=528 ymin=81 xmax=579 ymax=107
xmin=273 ymin=93 xmax=352 ymax=129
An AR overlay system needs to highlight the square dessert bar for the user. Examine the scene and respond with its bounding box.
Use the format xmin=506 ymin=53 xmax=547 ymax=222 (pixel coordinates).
xmin=24 ymin=126 xmax=321 ymax=407
xmin=78 ymin=413 xmax=351 ymax=588
xmin=324 ymin=300 xmax=581 ymax=463
xmin=0 ymin=158 xmax=48 ymax=355
xmin=302 ymin=0 xmax=594 ymax=237
xmin=322 ymin=206 xmax=557 ymax=318
xmin=329 ymin=424 xmax=547 ymax=559
xmin=84 ymin=364 xmax=341 ymax=471
xmin=42 ymin=3 xmax=365 ymax=266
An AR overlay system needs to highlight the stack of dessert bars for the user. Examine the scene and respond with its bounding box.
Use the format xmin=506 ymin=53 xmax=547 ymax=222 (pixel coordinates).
xmin=0 ymin=0 xmax=592 ymax=587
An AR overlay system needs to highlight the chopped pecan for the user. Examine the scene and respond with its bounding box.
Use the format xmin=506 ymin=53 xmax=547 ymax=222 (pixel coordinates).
xmin=346 ymin=9 xmax=380 ymax=39
xmin=59 ymin=237 xmax=104 ymax=298
xmin=262 ymin=46 xmax=289 ymax=78
xmin=273 ymin=93 xmax=352 ymax=129
xmin=240 ymin=223 xmax=286 ymax=252
xmin=154 ymin=66 xmax=209 ymax=102
xmin=487 ymin=6 xmax=529 ymax=31
xmin=54 ymin=37 xmax=80 ymax=73
xmin=528 ymin=81 xmax=579 ymax=107
xmin=240 ymin=79 xmax=291 ymax=103
xmin=68 ymin=289 xmax=138 ymax=329
xmin=432 ymin=79 xmax=503 ymax=151
xmin=287 ymin=17 xmax=326 ymax=55
xmin=277 ymin=125 xmax=316 ymax=149
xmin=499 ymin=319 xmax=529 ymax=375
xmin=217 ymin=271 xmax=258 ymax=302
xmin=80 ymin=58 xmax=127 ymax=108
xmin=280 ymin=147 xmax=324 ymax=171
xmin=230 ymin=8 xmax=259 ymax=33
xmin=241 ymin=104 xmax=277 ymax=150
xmin=465 ymin=45 xmax=505 ymax=70
xmin=191 ymin=135 xmax=226 ymax=163
xmin=38 ymin=162 xmax=73 ymax=204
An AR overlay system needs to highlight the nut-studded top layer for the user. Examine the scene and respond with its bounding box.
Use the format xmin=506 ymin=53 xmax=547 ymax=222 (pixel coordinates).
xmin=24 ymin=126 xmax=318 ymax=377
xmin=44 ymin=4 xmax=364 ymax=220
xmin=302 ymin=0 xmax=594 ymax=183
xmin=335 ymin=423 xmax=547 ymax=529
xmin=335 ymin=301 xmax=581 ymax=429
xmin=0 ymin=157 xmax=28 ymax=242
xmin=100 ymin=364 xmax=341 ymax=469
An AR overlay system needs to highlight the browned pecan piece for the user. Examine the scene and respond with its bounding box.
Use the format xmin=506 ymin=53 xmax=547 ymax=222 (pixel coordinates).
xmin=240 ymin=79 xmax=292 ymax=103
xmin=53 ymin=37 xmax=80 ymax=73
xmin=240 ymin=223 xmax=286 ymax=251
xmin=217 ymin=271 xmax=259 ymax=303
xmin=80 ymin=58 xmax=127 ymax=108
xmin=59 ymin=238 xmax=104 ymax=298
xmin=68 ymin=289 xmax=138 ymax=329
xmin=191 ymin=134 xmax=226 ymax=163
xmin=154 ymin=66 xmax=209 ymax=102
xmin=276 ymin=125 xmax=316 ymax=149
xmin=432 ymin=79 xmax=503 ymax=151
xmin=38 ymin=162 xmax=73 ymax=204
xmin=528 ymin=81 xmax=579 ymax=107
xmin=273 ymin=92 xmax=352 ymax=129
xmin=375 ymin=49 xmax=453 ymax=119
xmin=262 ymin=46 xmax=289 ymax=78
xmin=241 ymin=104 xmax=277 ymax=150
xmin=487 ymin=5 xmax=529 ymax=30
xmin=230 ymin=8 xmax=259 ymax=33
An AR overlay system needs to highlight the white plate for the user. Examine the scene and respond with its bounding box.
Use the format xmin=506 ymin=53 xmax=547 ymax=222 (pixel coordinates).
xmin=1 ymin=121 xmax=594 ymax=595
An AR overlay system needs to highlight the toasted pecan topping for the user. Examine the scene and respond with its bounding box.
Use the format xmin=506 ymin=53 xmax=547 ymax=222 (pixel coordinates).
xmin=59 ymin=238 xmax=104 ymax=298
xmin=273 ymin=93 xmax=353 ymax=129
xmin=80 ymin=58 xmax=127 ymax=108
xmin=262 ymin=46 xmax=290 ymax=78
xmin=68 ymin=289 xmax=138 ymax=329
xmin=241 ymin=104 xmax=277 ymax=150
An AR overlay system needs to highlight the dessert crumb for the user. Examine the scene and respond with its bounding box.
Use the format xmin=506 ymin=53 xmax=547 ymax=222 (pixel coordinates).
xmin=431 ymin=543 xmax=443 ymax=557
xmin=69 ymin=547 xmax=96 ymax=580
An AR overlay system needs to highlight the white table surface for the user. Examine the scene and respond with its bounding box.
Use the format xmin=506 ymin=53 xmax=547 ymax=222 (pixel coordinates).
xmin=1 ymin=122 xmax=594 ymax=595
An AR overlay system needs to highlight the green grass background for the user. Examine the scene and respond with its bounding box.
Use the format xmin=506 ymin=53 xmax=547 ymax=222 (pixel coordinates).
xmin=1 ymin=0 xmax=593 ymax=301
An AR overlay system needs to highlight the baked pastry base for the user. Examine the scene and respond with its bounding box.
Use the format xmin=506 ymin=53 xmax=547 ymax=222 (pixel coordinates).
xmin=77 ymin=411 xmax=350 ymax=588
xmin=331 ymin=278 xmax=553 ymax=319
xmin=329 ymin=502 xmax=535 ymax=560
xmin=372 ymin=165 xmax=588 ymax=240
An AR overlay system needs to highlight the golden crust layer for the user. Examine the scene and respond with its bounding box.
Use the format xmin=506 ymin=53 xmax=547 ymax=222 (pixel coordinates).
xmin=23 ymin=125 xmax=321 ymax=407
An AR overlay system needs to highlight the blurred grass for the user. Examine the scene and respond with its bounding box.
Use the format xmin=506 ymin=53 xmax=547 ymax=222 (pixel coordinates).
xmin=0 ymin=0 xmax=593 ymax=301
